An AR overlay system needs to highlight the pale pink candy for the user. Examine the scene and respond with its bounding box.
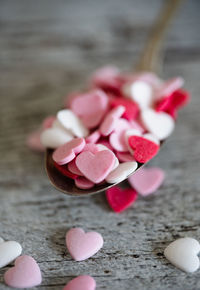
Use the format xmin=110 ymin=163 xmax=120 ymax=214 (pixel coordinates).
xmin=26 ymin=130 xmax=45 ymax=152
xmin=76 ymin=150 xmax=115 ymax=183
xmin=96 ymin=144 xmax=119 ymax=171
xmin=109 ymin=118 xmax=131 ymax=152
xmin=125 ymin=72 xmax=162 ymax=89
xmin=68 ymin=159 xmax=83 ymax=176
xmin=4 ymin=255 xmax=42 ymax=288
xmin=128 ymin=167 xmax=165 ymax=196
xmin=97 ymin=139 xmax=113 ymax=151
xmin=75 ymin=177 xmax=95 ymax=189
xmin=53 ymin=138 xmax=85 ymax=165
xmin=42 ymin=116 xmax=56 ymax=129
xmin=66 ymin=228 xmax=103 ymax=261
xmin=100 ymin=106 xmax=125 ymax=136
xmin=64 ymin=92 xmax=81 ymax=108
xmin=70 ymin=89 xmax=108 ymax=129
xmin=86 ymin=130 xmax=101 ymax=143
xmin=130 ymin=119 xmax=145 ymax=133
xmin=91 ymin=66 xmax=121 ymax=89
xmin=63 ymin=275 xmax=96 ymax=290
xmin=116 ymin=152 xmax=135 ymax=162
xmin=82 ymin=143 xmax=99 ymax=154
xmin=156 ymin=77 xmax=184 ymax=100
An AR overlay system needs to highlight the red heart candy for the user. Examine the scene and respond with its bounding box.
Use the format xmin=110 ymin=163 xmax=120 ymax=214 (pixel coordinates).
xmin=106 ymin=186 xmax=137 ymax=213
xmin=110 ymin=98 xmax=139 ymax=120
xmin=156 ymin=89 xmax=190 ymax=119
xmin=54 ymin=162 xmax=78 ymax=179
xmin=128 ymin=136 xmax=159 ymax=163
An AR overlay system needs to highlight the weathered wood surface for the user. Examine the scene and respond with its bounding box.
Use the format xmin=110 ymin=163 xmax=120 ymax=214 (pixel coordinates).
xmin=0 ymin=0 xmax=200 ymax=289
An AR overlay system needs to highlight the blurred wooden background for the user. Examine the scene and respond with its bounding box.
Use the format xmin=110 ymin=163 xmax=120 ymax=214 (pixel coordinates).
xmin=0 ymin=0 xmax=200 ymax=289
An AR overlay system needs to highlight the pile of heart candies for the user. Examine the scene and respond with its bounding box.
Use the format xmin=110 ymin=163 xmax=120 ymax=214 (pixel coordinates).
xmin=28 ymin=66 xmax=189 ymax=211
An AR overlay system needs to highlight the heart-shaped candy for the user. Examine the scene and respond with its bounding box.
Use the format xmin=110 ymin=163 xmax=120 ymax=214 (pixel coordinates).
xmin=128 ymin=135 xmax=159 ymax=163
xmin=106 ymin=186 xmax=137 ymax=213
xmin=109 ymin=118 xmax=131 ymax=152
xmin=54 ymin=162 xmax=78 ymax=179
xmin=156 ymin=77 xmax=184 ymax=100
xmin=100 ymin=106 xmax=125 ymax=136
xmin=75 ymin=177 xmax=95 ymax=189
xmin=0 ymin=240 xmax=22 ymax=268
xmin=66 ymin=228 xmax=103 ymax=261
xmin=128 ymin=167 xmax=165 ymax=195
xmin=123 ymin=80 xmax=153 ymax=109
xmin=106 ymin=161 xmax=137 ymax=184
xmin=53 ymin=138 xmax=85 ymax=165
xmin=164 ymin=237 xmax=200 ymax=273
xmin=141 ymin=109 xmax=174 ymax=140
xmin=110 ymin=97 xmax=139 ymax=120
xmin=0 ymin=237 xmax=4 ymax=243
xmin=26 ymin=130 xmax=45 ymax=152
xmin=76 ymin=150 xmax=116 ymax=183
xmin=63 ymin=275 xmax=96 ymax=290
xmin=86 ymin=130 xmax=101 ymax=144
xmin=57 ymin=109 xmax=89 ymax=137
xmin=70 ymin=90 xmax=108 ymax=128
xmin=40 ymin=127 xmax=73 ymax=149
xmin=4 ymin=255 xmax=42 ymax=288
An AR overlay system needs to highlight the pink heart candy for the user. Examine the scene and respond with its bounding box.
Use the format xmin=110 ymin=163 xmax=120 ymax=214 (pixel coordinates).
xmin=63 ymin=275 xmax=96 ymax=290
xmin=42 ymin=115 xmax=56 ymax=129
xmin=128 ymin=167 xmax=165 ymax=196
xmin=75 ymin=177 xmax=95 ymax=189
xmin=70 ymin=90 xmax=108 ymax=128
xmin=53 ymin=138 xmax=85 ymax=165
xmin=157 ymin=77 xmax=184 ymax=100
xmin=4 ymin=255 xmax=42 ymax=288
xmin=109 ymin=118 xmax=131 ymax=152
xmin=68 ymin=159 xmax=83 ymax=176
xmin=26 ymin=130 xmax=45 ymax=152
xmin=85 ymin=130 xmax=101 ymax=144
xmin=66 ymin=228 xmax=103 ymax=261
xmin=100 ymin=106 xmax=125 ymax=136
xmin=76 ymin=150 xmax=116 ymax=183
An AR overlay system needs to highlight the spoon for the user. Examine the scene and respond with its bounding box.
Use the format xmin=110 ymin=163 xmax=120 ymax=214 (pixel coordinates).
xmin=45 ymin=0 xmax=183 ymax=196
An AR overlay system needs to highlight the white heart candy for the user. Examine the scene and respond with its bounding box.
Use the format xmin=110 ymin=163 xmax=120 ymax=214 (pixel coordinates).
xmin=106 ymin=161 xmax=138 ymax=183
xmin=0 ymin=237 xmax=4 ymax=243
xmin=40 ymin=127 xmax=73 ymax=149
xmin=143 ymin=133 xmax=160 ymax=145
xmin=0 ymin=241 xmax=22 ymax=268
xmin=123 ymin=81 xmax=153 ymax=109
xmin=57 ymin=109 xmax=89 ymax=138
xmin=141 ymin=109 xmax=175 ymax=140
xmin=164 ymin=237 xmax=200 ymax=273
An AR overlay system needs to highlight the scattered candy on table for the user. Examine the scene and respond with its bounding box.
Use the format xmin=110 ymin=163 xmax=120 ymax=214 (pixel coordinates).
xmin=4 ymin=255 xmax=42 ymax=288
xmin=0 ymin=239 xmax=22 ymax=269
xmin=128 ymin=167 xmax=165 ymax=196
xmin=63 ymin=275 xmax=96 ymax=290
xmin=66 ymin=228 xmax=104 ymax=261
xmin=164 ymin=237 xmax=200 ymax=273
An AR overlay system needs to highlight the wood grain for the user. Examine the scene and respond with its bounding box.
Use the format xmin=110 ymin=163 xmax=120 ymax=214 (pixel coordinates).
xmin=0 ymin=0 xmax=200 ymax=289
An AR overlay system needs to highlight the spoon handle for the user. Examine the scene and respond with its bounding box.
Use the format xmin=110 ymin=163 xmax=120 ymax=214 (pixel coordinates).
xmin=136 ymin=0 xmax=184 ymax=73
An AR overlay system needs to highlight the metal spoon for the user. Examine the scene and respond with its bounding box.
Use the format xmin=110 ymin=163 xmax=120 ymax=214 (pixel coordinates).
xmin=45 ymin=0 xmax=183 ymax=196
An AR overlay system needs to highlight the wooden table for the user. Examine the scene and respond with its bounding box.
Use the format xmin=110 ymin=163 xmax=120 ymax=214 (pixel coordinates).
xmin=0 ymin=0 xmax=200 ymax=289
